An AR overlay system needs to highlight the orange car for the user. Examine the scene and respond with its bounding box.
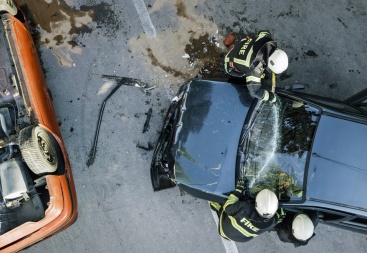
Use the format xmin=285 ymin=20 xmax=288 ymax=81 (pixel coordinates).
xmin=0 ymin=1 xmax=77 ymax=252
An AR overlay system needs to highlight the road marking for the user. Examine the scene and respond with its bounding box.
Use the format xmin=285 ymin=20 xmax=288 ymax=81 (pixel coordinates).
xmin=209 ymin=205 xmax=239 ymax=253
xmin=132 ymin=0 xmax=157 ymax=39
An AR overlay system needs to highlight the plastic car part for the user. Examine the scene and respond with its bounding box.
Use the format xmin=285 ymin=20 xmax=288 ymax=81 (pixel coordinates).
xmin=18 ymin=125 xmax=64 ymax=175
xmin=150 ymin=104 xmax=178 ymax=191
xmin=0 ymin=159 xmax=31 ymax=208
xmin=151 ymin=129 xmax=171 ymax=190
xmin=0 ymin=157 xmax=45 ymax=235
xmin=151 ymin=163 xmax=175 ymax=191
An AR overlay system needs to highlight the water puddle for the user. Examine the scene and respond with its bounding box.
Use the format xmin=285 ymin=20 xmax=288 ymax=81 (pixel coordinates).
xmin=20 ymin=0 xmax=120 ymax=67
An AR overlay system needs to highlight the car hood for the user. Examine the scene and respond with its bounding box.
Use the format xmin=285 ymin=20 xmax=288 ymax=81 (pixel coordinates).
xmin=307 ymin=114 xmax=367 ymax=210
xmin=172 ymin=79 xmax=253 ymax=195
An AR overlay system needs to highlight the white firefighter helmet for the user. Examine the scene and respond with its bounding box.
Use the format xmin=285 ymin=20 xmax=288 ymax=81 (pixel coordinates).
xmin=255 ymin=189 xmax=279 ymax=218
xmin=268 ymin=49 xmax=288 ymax=74
xmin=292 ymin=213 xmax=314 ymax=241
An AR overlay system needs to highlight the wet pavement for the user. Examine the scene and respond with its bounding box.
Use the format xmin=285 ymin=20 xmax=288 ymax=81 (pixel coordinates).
xmin=18 ymin=0 xmax=367 ymax=252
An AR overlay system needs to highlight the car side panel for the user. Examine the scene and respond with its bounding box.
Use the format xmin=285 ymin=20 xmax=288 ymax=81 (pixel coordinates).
xmin=0 ymin=12 xmax=78 ymax=252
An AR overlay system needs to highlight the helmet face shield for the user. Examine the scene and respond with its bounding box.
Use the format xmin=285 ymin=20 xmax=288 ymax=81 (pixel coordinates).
xmin=255 ymin=189 xmax=279 ymax=218
xmin=268 ymin=49 xmax=288 ymax=74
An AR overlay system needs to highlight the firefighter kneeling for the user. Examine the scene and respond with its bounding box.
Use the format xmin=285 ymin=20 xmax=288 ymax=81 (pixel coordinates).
xmin=210 ymin=180 xmax=282 ymax=242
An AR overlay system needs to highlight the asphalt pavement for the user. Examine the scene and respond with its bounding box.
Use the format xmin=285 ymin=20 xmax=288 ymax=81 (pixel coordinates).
xmin=23 ymin=0 xmax=367 ymax=252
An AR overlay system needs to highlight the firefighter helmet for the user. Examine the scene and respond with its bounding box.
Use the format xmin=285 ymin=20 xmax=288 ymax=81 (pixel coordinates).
xmin=292 ymin=213 xmax=314 ymax=241
xmin=268 ymin=49 xmax=288 ymax=74
xmin=255 ymin=189 xmax=279 ymax=218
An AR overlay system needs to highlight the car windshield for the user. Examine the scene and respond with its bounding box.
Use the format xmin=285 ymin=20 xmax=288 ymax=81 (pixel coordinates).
xmin=238 ymin=96 xmax=320 ymax=202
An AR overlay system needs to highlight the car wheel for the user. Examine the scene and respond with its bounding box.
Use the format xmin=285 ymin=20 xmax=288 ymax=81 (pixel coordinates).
xmin=19 ymin=125 xmax=64 ymax=175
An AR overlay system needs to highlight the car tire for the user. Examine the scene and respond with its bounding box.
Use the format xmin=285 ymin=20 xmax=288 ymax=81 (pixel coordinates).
xmin=19 ymin=125 xmax=64 ymax=175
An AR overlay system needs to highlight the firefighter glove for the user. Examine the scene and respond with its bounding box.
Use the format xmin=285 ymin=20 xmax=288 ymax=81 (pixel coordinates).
xmin=235 ymin=179 xmax=245 ymax=196
xmin=269 ymin=92 xmax=277 ymax=104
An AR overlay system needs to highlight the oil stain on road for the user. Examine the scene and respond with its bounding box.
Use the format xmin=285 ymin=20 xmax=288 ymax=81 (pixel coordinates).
xmin=20 ymin=0 xmax=120 ymax=67
xmin=129 ymin=0 xmax=227 ymax=87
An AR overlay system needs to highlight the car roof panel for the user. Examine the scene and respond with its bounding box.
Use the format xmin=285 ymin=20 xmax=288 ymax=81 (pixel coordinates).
xmin=307 ymin=114 xmax=367 ymax=210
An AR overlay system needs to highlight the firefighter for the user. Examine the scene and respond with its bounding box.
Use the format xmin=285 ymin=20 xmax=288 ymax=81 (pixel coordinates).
xmin=210 ymin=181 xmax=282 ymax=242
xmin=223 ymin=31 xmax=288 ymax=102
xmin=275 ymin=211 xmax=319 ymax=247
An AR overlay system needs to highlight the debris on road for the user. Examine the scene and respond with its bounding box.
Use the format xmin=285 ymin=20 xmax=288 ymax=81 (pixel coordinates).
xmin=143 ymin=108 xmax=153 ymax=133
xmin=86 ymin=76 xmax=150 ymax=167
xmin=136 ymin=142 xmax=154 ymax=151
xmin=144 ymin=85 xmax=157 ymax=93
xmin=101 ymin=75 xmax=149 ymax=88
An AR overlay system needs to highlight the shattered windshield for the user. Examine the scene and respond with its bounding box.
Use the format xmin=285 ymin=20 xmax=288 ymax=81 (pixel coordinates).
xmin=239 ymin=97 xmax=320 ymax=202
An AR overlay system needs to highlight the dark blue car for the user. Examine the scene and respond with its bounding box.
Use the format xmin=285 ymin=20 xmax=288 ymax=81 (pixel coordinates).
xmin=151 ymin=78 xmax=367 ymax=234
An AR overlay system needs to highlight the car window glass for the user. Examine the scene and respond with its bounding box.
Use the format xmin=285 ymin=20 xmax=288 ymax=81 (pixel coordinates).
xmin=321 ymin=212 xmax=348 ymax=221
xmin=297 ymin=206 xmax=354 ymax=222
xmin=356 ymin=104 xmax=367 ymax=112
xmin=351 ymin=218 xmax=367 ymax=225
xmin=303 ymin=95 xmax=364 ymax=114
xmin=342 ymin=218 xmax=367 ymax=228
xmin=240 ymin=98 xmax=319 ymax=202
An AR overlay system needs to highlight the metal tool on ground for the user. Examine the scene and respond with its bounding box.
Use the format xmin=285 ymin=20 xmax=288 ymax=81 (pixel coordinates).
xmin=86 ymin=76 xmax=149 ymax=167
xmin=143 ymin=108 xmax=152 ymax=133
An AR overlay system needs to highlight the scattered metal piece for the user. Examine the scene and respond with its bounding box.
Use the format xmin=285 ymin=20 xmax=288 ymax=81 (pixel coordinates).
xmin=87 ymin=75 xmax=150 ymax=167
xmin=102 ymin=75 xmax=158 ymax=93
xmin=136 ymin=142 xmax=154 ymax=151
xmin=101 ymin=75 xmax=149 ymax=88
xmin=144 ymin=85 xmax=157 ymax=93
xmin=142 ymin=108 xmax=152 ymax=133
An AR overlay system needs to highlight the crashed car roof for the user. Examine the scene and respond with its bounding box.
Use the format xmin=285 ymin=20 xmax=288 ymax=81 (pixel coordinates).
xmin=307 ymin=113 xmax=367 ymax=211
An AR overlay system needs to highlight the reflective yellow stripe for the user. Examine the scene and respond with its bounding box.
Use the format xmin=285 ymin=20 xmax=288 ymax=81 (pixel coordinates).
xmin=224 ymin=52 xmax=231 ymax=62
xmin=263 ymin=90 xmax=270 ymax=101
xmin=223 ymin=194 xmax=238 ymax=210
xmin=256 ymin=31 xmax=269 ymax=41
xmin=233 ymin=58 xmax=247 ymax=66
xmin=246 ymin=76 xmax=261 ymax=83
xmin=228 ymin=216 xmax=258 ymax=237
xmin=244 ymin=45 xmax=254 ymax=66
xmin=219 ymin=210 xmax=232 ymax=241
xmin=210 ymin=202 xmax=221 ymax=211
